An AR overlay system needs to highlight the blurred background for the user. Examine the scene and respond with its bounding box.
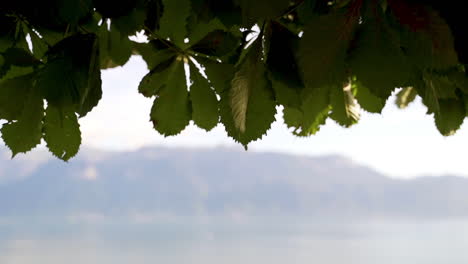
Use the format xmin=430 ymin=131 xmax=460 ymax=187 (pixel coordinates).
xmin=1 ymin=56 xmax=468 ymax=264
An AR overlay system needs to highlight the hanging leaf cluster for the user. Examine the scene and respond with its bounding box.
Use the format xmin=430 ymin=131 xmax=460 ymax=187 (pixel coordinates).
xmin=1 ymin=0 xmax=468 ymax=160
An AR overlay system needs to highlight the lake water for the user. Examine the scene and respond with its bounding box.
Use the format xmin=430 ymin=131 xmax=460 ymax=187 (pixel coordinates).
xmin=1 ymin=218 xmax=468 ymax=264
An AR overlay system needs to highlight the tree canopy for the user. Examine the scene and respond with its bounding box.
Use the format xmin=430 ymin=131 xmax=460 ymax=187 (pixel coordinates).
xmin=0 ymin=0 xmax=467 ymax=160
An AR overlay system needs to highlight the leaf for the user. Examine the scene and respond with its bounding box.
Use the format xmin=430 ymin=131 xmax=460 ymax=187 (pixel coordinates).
xmin=418 ymin=70 xmax=459 ymax=113
xmin=1 ymin=66 xmax=34 ymax=81
xmin=348 ymin=13 xmax=410 ymax=98
xmin=0 ymin=74 xmax=34 ymax=121
xmin=329 ymin=83 xmax=360 ymax=127
xmin=205 ymin=0 xmax=242 ymax=28
xmin=132 ymin=41 xmax=176 ymax=70
xmin=297 ymin=0 xmax=321 ymax=24
xmin=269 ymin=73 xmax=301 ymax=108
xmin=159 ymin=0 xmax=191 ymax=46
xmin=266 ymin=22 xmax=303 ymax=108
xmin=422 ymin=71 xmax=458 ymax=99
xmin=28 ymin=29 xmax=49 ymax=59
xmin=99 ymin=24 xmax=132 ymax=68
xmin=113 ymin=7 xmax=146 ymax=35
xmin=1 ymin=88 xmax=44 ymax=157
xmin=434 ymin=98 xmax=465 ymax=136
xmin=36 ymin=33 xmax=101 ymax=111
xmin=220 ymin=40 xmax=276 ymax=146
xmin=187 ymin=18 xmax=226 ymax=45
xmin=293 ymin=86 xmax=330 ymax=136
xmin=200 ymin=59 xmax=234 ymax=93
xmin=77 ymin=37 xmax=102 ymax=117
xmin=396 ymin=6 xmax=459 ymax=70
xmin=150 ymin=59 xmax=191 ymax=136
xmin=0 ymin=47 xmax=40 ymax=78
xmin=36 ymin=27 xmax=64 ymax=46
xmin=298 ymin=11 xmax=356 ymax=89
xmin=138 ymin=57 xmax=174 ymax=97
xmin=229 ymin=61 xmax=250 ymax=132
xmin=190 ymin=30 xmax=240 ymax=58
xmin=57 ymin=0 xmax=93 ymax=24
xmin=43 ymin=104 xmax=81 ymax=161
xmin=237 ymin=0 xmax=289 ymax=23
xmin=36 ymin=58 xmax=75 ymax=107
xmin=144 ymin=0 xmax=164 ymax=31
xmin=395 ymin=87 xmax=417 ymax=109
xmin=93 ymin=0 xmax=138 ymax=18
xmin=189 ymin=63 xmax=219 ymax=131
xmin=423 ymin=8 xmax=459 ymax=69
xmin=354 ymin=81 xmax=386 ymax=113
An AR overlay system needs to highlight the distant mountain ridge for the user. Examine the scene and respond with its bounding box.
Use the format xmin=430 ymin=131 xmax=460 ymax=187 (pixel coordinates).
xmin=1 ymin=147 xmax=467 ymax=219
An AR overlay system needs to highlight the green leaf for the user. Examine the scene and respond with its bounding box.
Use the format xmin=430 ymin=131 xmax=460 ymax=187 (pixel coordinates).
xmin=220 ymin=40 xmax=276 ymax=146
xmin=0 ymin=47 xmax=40 ymax=78
xmin=200 ymin=60 xmax=234 ymax=93
xmin=297 ymin=0 xmax=319 ymax=24
xmin=464 ymin=94 xmax=468 ymax=117
xmin=93 ymin=0 xmax=137 ymax=18
xmin=189 ymin=63 xmax=219 ymax=131
xmin=132 ymin=41 xmax=176 ymax=70
xmin=283 ymin=107 xmax=302 ymax=131
xmin=1 ymin=88 xmax=44 ymax=157
xmin=36 ymin=28 xmax=63 ymax=46
xmin=37 ymin=33 xmax=101 ymax=111
xmin=1 ymin=66 xmax=34 ymax=81
xmin=422 ymin=71 xmax=458 ymax=99
xmin=434 ymin=98 xmax=465 ymax=136
xmin=138 ymin=57 xmax=174 ymax=97
xmin=237 ymin=0 xmax=289 ymax=23
xmin=424 ymin=9 xmax=459 ymax=69
xmin=113 ymin=7 xmax=146 ymax=36
xmin=269 ymin=72 xmax=301 ymax=108
xmin=354 ymin=80 xmax=386 ymax=113
xmin=395 ymin=87 xmax=417 ymax=109
xmin=0 ymin=74 xmax=34 ymax=121
xmin=159 ymin=0 xmax=191 ymax=46
xmin=99 ymin=24 xmax=132 ymax=68
xmin=190 ymin=30 xmax=240 ymax=58
xmin=329 ymin=83 xmax=360 ymax=127
xmin=28 ymin=29 xmax=49 ymax=59
xmin=43 ymin=105 xmax=81 ymax=161
xmin=187 ymin=18 xmax=226 ymax=45
xmin=398 ymin=8 xmax=458 ymax=70
xmin=77 ymin=37 xmax=102 ymax=117
xmin=298 ymin=12 xmax=356 ymax=89
xmin=451 ymin=71 xmax=468 ymax=94
xmin=293 ymin=86 xmax=330 ymax=136
xmin=283 ymin=105 xmax=329 ymax=137
xmin=418 ymin=70 xmax=459 ymax=114
xmin=57 ymin=0 xmax=92 ymax=24
xmin=150 ymin=59 xmax=191 ymax=136
xmin=36 ymin=58 xmax=75 ymax=107
xmin=348 ymin=14 xmax=410 ymax=98
xmin=266 ymin=22 xmax=303 ymax=108
xmin=204 ymin=1 xmax=242 ymax=28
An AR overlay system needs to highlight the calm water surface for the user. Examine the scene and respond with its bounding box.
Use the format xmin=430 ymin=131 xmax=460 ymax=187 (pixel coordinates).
xmin=1 ymin=219 xmax=467 ymax=264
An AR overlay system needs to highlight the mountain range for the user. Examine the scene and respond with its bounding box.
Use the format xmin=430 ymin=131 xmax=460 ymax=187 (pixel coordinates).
xmin=1 ymin=146 xmax=467 ymax=219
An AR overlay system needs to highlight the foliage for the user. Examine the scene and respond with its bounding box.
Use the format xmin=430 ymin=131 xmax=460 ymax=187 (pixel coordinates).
xmin=1 ymin=0 xmax=468 ymax=160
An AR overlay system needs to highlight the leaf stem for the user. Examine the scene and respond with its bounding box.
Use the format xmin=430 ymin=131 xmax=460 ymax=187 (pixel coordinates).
xmin=143 ymin=26 xmax=183 ymax=54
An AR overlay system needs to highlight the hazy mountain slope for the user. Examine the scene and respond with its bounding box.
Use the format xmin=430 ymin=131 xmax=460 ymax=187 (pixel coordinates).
xmin=0 ymin=147 xmax=467 ymax=218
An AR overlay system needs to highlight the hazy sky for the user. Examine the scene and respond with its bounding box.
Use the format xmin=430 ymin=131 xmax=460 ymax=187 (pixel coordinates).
xmin=75 ymin=56 xmax=468 ymax=179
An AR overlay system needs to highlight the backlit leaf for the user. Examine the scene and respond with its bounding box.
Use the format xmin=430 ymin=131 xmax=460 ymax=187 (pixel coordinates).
xmin=150 ymin=59 xmax=191 ymax=136
xmin=189 ymin=63 xmax=219 ymax=131
xmin=1 ymin=88 xmax=44 ymax=157
xmin=43 ymin=105 xmax=81 ymax=161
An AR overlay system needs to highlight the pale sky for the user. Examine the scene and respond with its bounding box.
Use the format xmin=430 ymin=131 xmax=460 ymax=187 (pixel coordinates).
xmin=75 ymin=56 xmax=468 ymax=179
